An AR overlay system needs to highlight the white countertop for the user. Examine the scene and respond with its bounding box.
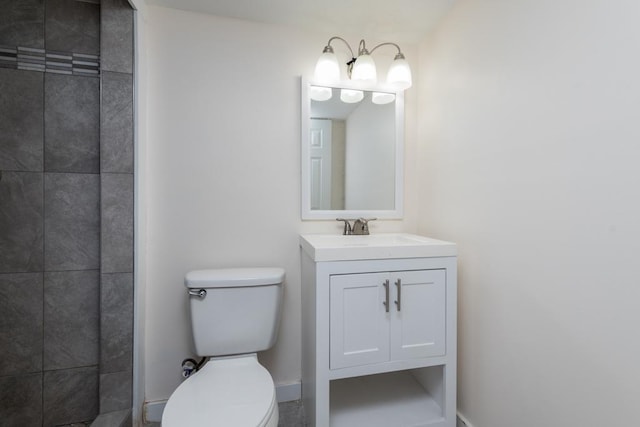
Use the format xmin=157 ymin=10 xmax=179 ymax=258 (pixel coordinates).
xmin=299 ymin=233 xmax=457 ymax=262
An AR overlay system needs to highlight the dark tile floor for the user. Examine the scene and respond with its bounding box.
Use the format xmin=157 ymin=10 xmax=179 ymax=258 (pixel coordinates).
xmin=145 ymin=400 xmax=305 ymax=426
xmin=278 ymin=400 xmax=305 ymax=426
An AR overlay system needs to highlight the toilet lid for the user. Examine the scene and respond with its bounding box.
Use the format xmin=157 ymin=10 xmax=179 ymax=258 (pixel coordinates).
xmin=162 ymin=355 xmax=276 ymax=427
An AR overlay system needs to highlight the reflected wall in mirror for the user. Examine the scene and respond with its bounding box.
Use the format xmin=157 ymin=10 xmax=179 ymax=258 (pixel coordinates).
xmin=301 ymin=81 xmax=404 ymax=220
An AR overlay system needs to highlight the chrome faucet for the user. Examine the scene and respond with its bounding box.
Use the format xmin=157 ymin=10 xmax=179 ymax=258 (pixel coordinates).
xmin=336 ymin=218 xmax=352 ymax=235
xmin=336 ymin=218 xmax=376 ymax=235
xmin=353 ymin=218 xmax=375 ymax=235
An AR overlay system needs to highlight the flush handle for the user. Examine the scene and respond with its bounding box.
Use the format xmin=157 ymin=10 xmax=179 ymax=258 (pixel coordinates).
xmin=382 ymin=279 xmax=390 ymax=313
xmin=394 ymin=279 xmax=402 ymax=312
xmin=189 ymin=289 xmax=207 ymax=298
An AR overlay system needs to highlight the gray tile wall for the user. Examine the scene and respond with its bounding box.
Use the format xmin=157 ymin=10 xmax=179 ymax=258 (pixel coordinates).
xmin=0 ymin=273 xmax=43 ymax=375
xmin=0 ymin=373 xmax=43 ymax=426
xmin=44 ymin=270 xmax=100 ymax=370
xmin=101 ymin=71 xmax=133 ymax=174
xmin=0 ymin=0 xmax=45 ymax=49
xmin=44 ymin=73 xmax=100 ymax=173
xmin=0 ymin=69 xmax=44 ymax=171
xmin=99 ymin=0 xmax=134 ymax=418
xmin=100 ymin=273 xmax=133 ymax=373
xmin=45 ymin=0 xmax=100 ymax=55
xmin=101 ymin=174 xmax=134 ymax=273
xmin=44 ymin=173 xmax=101 ymax=271
xmin=99 ymin=370 xmax=132 ymax=413
xmin=101 ymin=0 xmax=133 ymax=74
xmin=43 ymin=366 xmax=99 ymax=426
xmin=0 ymin=0 xmax=135 ymax=425
xmin=0 ymin=171 xmax=44 ymax=272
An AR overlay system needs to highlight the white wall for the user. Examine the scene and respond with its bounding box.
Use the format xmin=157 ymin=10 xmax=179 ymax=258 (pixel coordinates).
xmin=143 ymin=5 xmax=419 ymax=402
xmin=418 ymin=1 xmax=640 ymax=426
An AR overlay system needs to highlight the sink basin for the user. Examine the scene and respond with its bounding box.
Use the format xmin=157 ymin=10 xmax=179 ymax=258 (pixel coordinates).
xmin=300 ymin=233 xmax=456 ymax=262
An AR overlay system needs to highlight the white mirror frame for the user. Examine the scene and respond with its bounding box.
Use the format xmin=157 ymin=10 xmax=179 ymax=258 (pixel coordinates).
xmin=301 ymin=78 xmax=404 ymax=220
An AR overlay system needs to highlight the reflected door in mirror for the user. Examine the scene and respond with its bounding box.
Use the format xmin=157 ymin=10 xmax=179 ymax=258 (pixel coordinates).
xmin=310 ymin=118 xmax=346 ymax=210
xmin=309 ymin=119 xmax=332 ymax=210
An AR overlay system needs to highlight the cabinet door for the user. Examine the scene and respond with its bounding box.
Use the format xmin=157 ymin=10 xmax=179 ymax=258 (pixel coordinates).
xmin=330 ymin=273 xmax=390 ymax=370
xmin=390 ymin=269 xmax=446 ymax=361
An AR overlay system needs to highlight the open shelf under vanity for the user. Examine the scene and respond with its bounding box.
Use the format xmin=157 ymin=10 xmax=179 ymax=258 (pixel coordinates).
xmin=330 ymin=367 xmax=446 ymax=427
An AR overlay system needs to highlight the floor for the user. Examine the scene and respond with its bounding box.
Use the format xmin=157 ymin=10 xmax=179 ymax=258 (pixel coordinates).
xmin=145 ymin=400 xmax=306 ymax=426
xmin=278 ymin=400 xmax=306 ymax=426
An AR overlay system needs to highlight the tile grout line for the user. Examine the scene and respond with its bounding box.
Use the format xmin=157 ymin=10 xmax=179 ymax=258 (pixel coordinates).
xmin=98 ymin=53 xmax=103 ymax=415
xmin=42 ymin=2 xmax=47 ymax=416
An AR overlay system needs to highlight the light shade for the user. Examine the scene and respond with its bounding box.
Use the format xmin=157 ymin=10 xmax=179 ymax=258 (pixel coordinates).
xmin=340 ymin=89 xmax=364 ymax=103
xmin=386 ymin=56 xmax=412 ymax=90
xmin=314 ymin=51 xmax=341 ymax=85
xmin=309 ymin=86 xmax=332 ymax=101
xmin=371 ymin=92 xmax=396 ymax=105
xmin=351 ymin=54 xmax=377 ymax=84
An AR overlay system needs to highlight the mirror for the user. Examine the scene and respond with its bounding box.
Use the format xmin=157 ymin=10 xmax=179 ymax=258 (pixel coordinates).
xmin=301 ymin=80 xmax=404 ymax=219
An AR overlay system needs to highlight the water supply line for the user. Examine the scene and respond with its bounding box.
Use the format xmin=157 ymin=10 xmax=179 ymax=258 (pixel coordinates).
xmin=181 ymin=357 xmax=206 ymax=378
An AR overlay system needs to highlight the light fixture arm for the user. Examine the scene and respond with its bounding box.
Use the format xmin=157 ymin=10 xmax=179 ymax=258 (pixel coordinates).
xmin=357 ymin=39 xmax=370 ymax=56
xmin=324 ymin=37 xmax=404 ymax=58
xmin=323 ymin=36 xmax=360 ymax=77
xmin=369 ymin=42 xmax=405 ymax=60
xmin=323 ymin=36 xmax=355 ymax=59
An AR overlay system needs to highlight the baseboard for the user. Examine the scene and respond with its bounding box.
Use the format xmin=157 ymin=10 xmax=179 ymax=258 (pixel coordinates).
xmin=144 ymin=401 xmax=165 ymax=423
xmin=457 ymin=411 xmax=474 ymax=427
xmin=275 ymin=381 xmax=302 ymax=402
xmin=144 ymin=381 xmax=302 ymax=423
xmin=91 ymin=409 xmax=131 ymax=427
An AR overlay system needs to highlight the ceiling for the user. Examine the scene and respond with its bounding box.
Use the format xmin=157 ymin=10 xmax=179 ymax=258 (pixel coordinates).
xmin=144 ymin=0 xmax=458 ymax=44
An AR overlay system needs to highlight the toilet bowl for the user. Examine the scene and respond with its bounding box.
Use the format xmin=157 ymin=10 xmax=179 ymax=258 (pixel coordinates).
xmin=162 ymin=354 xmax=278 ymax=427
xmin=161 ymin=268 xmax=285 ymax=427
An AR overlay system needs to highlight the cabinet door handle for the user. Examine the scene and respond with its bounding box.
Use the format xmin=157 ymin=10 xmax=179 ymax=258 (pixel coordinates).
xmin=394 ymin=279 xmax=402 ymax=311
xmin=383 ymin=279 xmax=390 ymax=313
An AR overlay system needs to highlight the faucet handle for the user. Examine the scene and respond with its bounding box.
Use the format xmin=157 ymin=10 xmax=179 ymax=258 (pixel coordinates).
xmin=336 ymin=218 xmax=353 ymax=235
xmin=352 ymin=218 xmax=377 ymax=235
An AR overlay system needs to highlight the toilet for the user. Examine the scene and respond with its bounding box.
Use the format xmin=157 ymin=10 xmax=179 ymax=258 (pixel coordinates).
xmin=162 ymin=267 xmax=285 ymax=427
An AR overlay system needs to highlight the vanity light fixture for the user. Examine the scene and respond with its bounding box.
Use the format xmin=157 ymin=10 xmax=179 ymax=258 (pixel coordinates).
xmin=313 ymin=36 xmax=413 ymax=90
xmin=371 ymin=92 xmax=396 ymax=105
xmin=340 ymin=89 xmax=364 ymax=103
xmin=309 ymin=85 xmax=333 ymax=101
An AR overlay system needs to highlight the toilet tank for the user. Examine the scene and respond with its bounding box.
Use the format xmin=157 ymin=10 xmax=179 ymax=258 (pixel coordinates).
xmin=185 ymin=268 xmax=285 ymax=357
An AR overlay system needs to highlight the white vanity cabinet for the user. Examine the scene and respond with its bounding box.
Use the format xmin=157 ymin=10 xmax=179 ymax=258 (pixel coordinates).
xmin=330 ymin=269 xmax=446 ymax=370
xmin=300 ymin=234 xmax=457 ymax=427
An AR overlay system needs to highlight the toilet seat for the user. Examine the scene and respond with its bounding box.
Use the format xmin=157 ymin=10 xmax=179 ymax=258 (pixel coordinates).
xmin=162 ymin=354 xmax=278 ymax=427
